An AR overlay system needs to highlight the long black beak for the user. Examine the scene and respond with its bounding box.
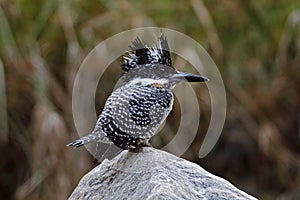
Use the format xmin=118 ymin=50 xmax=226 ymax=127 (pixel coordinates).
xmin=172 ymin=72 xmax=209 ymax=82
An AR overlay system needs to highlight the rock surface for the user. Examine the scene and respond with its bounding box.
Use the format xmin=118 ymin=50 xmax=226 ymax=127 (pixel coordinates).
xmin=69 ymin=147 xmax=257 ymax=200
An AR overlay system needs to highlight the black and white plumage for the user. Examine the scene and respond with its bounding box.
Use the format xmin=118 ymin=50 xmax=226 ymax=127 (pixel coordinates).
xmin=67 ymin=34 xmax=208 ymax=151
xmin=122 ymin=35 xmax=172 ymax=72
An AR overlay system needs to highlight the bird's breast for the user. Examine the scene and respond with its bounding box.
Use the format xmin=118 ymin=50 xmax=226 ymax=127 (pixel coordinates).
xmin=100 ymin=85 xmax=174 ymax=140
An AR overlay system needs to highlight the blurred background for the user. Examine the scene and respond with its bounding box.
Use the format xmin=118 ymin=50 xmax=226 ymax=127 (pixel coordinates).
xmin=1 ymin=0 xmax=300 ymax=199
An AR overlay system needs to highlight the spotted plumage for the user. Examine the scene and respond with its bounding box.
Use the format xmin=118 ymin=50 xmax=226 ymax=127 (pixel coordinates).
xmin=122 ymin=35 xmax=172 ymax=72
xmin=67 ymin=34 xmax=208 ymax=151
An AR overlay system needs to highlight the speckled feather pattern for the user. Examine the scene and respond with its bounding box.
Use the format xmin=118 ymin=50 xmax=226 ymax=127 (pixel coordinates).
xmin=67 ymin=84 xmax=174 ymax=149
xmin=67 ymin=34 xmax=176 ymax=150
xmin=97 ymin=84 xmax=173 ymax=149
xmin=122 ymin=35 xmax=172 ymax=72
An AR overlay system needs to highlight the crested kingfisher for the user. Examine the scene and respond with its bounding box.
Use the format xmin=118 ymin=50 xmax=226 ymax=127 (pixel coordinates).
xmin=67 ymin=34 xmax=208 ymax=151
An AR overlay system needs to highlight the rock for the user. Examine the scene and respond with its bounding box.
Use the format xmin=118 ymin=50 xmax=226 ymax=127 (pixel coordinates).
xmin=69 ymin=147 xmax=257 ymax=200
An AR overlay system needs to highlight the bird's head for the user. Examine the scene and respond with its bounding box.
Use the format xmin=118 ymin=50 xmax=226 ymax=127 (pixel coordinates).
xmin=120 ymin=34 xmax=208 ymax=88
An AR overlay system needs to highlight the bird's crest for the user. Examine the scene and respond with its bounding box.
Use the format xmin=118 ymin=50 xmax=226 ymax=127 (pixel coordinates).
xmin=121 ymin=34 xmax=173 ymax=72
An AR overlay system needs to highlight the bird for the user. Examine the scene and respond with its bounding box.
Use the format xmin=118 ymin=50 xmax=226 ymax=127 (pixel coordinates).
xmin=67 ymin=34 xmax=208 ymax=151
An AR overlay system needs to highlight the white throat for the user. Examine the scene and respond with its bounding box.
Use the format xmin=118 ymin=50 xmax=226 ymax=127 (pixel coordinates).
xmin=127 ymin=78 xmax=169 ymax=87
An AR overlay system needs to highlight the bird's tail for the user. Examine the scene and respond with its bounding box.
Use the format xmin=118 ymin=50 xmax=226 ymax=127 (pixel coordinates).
xmin=67 ymin=133 xmax=108 ymax=148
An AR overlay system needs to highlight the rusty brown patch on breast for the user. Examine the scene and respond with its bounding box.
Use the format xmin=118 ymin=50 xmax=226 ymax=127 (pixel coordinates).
xmin=151 ymin=83 xmax=165 ymax=88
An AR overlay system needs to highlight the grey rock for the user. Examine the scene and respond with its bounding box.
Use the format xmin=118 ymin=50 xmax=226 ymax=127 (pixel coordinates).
xmin=69 ymin=147 xmax=257 ymax=200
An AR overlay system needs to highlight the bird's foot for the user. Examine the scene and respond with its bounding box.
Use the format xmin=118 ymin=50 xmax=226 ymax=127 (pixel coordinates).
xmin=128 ymin=139 xmax=152 ymax=153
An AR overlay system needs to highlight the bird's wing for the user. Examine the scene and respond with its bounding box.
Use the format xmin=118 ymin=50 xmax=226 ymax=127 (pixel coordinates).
xmin=128 ymin=86 xmax=173 ymax=126
xmin=100 ymin=85 xmax=174 ymax=140
xmin=67 ymin=85 xmax=174 ymax=149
